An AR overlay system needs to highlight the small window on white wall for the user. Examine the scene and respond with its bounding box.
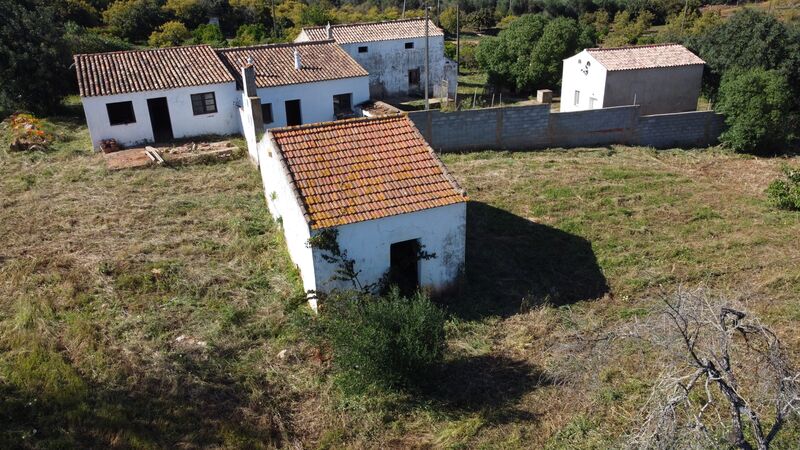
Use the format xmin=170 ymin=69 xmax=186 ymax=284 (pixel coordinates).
xmin=574 ymin=90 xmax=580 ymax=106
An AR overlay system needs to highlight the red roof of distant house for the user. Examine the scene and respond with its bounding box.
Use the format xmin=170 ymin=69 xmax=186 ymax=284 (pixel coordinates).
xmin=269 ymin=115 xmax=467 ymax=229
xmin=300 ymin=18 xmax=443 ymax=44
xmin=586 ymin=44 xmax=705 ymax=71
xmin=216 ymin=41 xmax=367 ymax=89
xmin=74 ymin=45 xmax=234 ymax=97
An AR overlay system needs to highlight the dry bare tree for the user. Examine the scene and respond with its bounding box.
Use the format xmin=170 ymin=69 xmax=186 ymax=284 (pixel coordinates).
xmin=627 ymin=287 xmax=800 ymax=450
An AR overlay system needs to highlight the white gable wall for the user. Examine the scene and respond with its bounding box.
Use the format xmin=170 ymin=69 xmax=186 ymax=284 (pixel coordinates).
xmin=312 ymin=202 xmax=467 ymax=294
xmin=81 ymin=82 xmax=240 ymax=148
xmin=560 ymin=50 xmax=607 ymax=113
xmin=257 ymin=134 xmax=317 ymax=294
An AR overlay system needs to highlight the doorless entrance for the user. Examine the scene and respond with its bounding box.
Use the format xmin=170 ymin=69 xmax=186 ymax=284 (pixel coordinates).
xmin=390 ymin=239 xmax=420 ymax=297
xmin=146 ymin=97 xmax=173 ymax=142
xmin=285 ymin=99 xmax=302 ymax=126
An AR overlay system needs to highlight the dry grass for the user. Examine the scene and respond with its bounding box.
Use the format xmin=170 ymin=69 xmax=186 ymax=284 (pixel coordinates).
xmin=3 ymin=106 xmax=800 ymax=448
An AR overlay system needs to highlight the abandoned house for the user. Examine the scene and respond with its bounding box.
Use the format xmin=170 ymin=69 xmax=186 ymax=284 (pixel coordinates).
xmin=74 ymin=42 xmax=370 ymax=149
xmin=560 ymin=44 xmax=705 ymax=115
xmin=295 ymin=18 xmax=457 ymax=99
xmin=255 ymin=115 xmax=468 ymax=299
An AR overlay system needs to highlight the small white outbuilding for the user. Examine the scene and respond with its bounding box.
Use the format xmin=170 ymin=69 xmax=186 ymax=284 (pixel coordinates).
xmin=560 ymin=44 xmax=705 ymax=115
xmin=256 ymin=115 xmax=468 ymax=300
xmin=295 ymin=18 xmax=457 ymax=99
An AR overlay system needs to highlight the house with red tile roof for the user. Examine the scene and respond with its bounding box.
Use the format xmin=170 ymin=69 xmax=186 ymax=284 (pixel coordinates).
xmin=560 ymin=44 xmax=706 ymax=115
xmin=74 ymin=41 xmax=370 ymax=149
xmin=296 ymin=18 xmax=456 ymax=99
xmin=256 ymin=114 xmax=467 ymax=300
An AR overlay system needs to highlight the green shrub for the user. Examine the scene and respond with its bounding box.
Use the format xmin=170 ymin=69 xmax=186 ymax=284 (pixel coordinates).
xmin=767 ymin=165 xmax=800 ymax=211
xmin=320 ymin=289 xmax=447 ymax=394
xmin=148 ymin=21 xmax=190 ymax=47
xmin=716 ymin=68 xmax=793 ymax=154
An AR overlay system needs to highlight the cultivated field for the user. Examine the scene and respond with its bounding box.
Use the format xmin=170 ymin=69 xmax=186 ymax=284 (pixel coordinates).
xmin=2 ymin=111 xmax=800 ymax=447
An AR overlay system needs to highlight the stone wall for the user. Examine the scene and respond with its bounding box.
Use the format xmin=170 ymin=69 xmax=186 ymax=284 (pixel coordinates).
xmin=408 ymin=104 xmax=725 ymax=152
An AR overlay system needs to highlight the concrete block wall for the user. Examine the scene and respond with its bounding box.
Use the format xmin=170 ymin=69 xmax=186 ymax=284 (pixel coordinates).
xmin=548 ymin=106 xmax=638 ymax=148
xmin=408 ymin=104 xmax=725 ymax=152
xmin=638 ymin=111 xmax=725 ymax=148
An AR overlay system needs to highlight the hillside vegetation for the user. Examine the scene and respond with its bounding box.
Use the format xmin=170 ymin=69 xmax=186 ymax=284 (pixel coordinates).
xmin=2 ymin=110 xmax=800 ymax=447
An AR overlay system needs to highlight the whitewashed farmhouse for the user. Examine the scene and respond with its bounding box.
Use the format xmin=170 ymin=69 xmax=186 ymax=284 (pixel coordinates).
xmin=560 ymin=44 xmax=705 ymax=115
xmin=255 ymin=114 xmax=467 ymax=299
xmin=74 ymin=42 xmax=370 ymax=149
xmin=295 ymin=18 xmax=457 ymax=99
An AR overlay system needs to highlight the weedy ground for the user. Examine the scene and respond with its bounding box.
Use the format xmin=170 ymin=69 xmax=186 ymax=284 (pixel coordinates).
xmin=2 ymin=102 xmax=800 ymax=448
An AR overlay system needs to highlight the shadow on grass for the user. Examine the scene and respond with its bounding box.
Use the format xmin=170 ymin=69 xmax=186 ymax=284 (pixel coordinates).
xmin=444 ymin=201 xmax=609 ymax=319
xmin=421 ymin=354 xmax=553 ymax=423
xmin=0 ymin=347 xmax=291 ymax=448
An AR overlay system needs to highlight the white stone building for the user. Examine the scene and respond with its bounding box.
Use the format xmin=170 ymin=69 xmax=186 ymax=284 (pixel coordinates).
xmin=295 ymin=18 xmax=457 ymax=99
xmin=253 ymin=114 xmax=467 ymax=299
xmin=74 ymin=42 xmax=370 ymax=149
xmin=560 ymin=44 xmax=705 ymax=116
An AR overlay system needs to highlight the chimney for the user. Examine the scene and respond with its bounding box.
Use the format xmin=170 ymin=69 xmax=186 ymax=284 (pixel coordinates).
xmin=241 ymin=58 xmax=257 ymax=98
xmin=326 ymin=22 xmax=332 ymax=40
xmin=293 ymin=49 xmax=302 ymax=70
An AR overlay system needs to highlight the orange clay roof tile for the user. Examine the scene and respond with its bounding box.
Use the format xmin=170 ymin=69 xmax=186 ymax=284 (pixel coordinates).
xmin=269 ymin=115 xmax=467 ymax=229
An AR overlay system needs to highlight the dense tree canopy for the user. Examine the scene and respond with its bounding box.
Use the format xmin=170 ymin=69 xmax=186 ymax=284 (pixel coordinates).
xmin=716 ymin=68 xmax=794 ymax=154
xmin=476 ymin=14 xmax=595 ymax=92
xmin=0 ymin=0 xmax=73 ymax=115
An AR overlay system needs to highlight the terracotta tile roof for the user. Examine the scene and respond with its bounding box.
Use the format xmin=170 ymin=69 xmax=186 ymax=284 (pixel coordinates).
xmin=74 ymin=45 xmax=234 ymax=97
xmin=587 ymin=44 xmax=705 ymax=71
xmin=269 ymin=115 xmax=467 ymax=229
xmin=301 ymin=18 xmax=443 ymax=44
xmin=216 ymin=41 xmax=367 ymax=89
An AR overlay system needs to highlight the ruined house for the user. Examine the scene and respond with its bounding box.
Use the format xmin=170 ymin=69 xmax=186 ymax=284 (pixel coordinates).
xmin=295 ymin=18 xmax=457 ymax=99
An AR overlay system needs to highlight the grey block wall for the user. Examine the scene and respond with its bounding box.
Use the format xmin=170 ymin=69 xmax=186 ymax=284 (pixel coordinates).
xmin=637 ymin=111 xmax=726 ymax=148
xmin=408 ymin=104 xmax=725 ymax=152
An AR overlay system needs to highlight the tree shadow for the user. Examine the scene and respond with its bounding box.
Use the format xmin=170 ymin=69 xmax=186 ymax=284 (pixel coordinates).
xmin=445 ymin=201 xmax=609 ymax=319
xmin=420 ymin=354 xmax=553 ymax=424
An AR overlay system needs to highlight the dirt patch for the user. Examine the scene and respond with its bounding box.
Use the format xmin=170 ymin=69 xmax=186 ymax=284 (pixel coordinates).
xmin=104 ymin=141 xmax=240 ymax=170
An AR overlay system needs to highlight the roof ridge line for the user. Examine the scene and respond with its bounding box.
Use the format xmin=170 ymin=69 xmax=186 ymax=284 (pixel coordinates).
xmin=302 ymin=17 xmax=431 ymax=30
xmin=215 ymin=39 xmax=337 ymax=54
xmin=73 ymin=44 xmax=212 ymax=58
xmin=587 ymin=43 xmax=683 ymax=51
xmin=269 ymin=114 xmax=406 ymax=135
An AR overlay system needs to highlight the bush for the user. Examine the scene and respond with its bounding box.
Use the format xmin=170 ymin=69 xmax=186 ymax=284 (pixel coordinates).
xmin=231 ymin=23 xmax=268 ymax=46
xmin=320 ymin=290 xmax=447 ymax=394
xmin=148 ymin=21 xmax=190 ymax=47
xmin=716 ymin=68 xmax=793 ymax=154
xmin=102 ymin=0 xmax=164 ymax=42
xmin=767 ymin=166 xmax=800 ymax=211
xmin=191 ymin=23 xmax=225 ymax=46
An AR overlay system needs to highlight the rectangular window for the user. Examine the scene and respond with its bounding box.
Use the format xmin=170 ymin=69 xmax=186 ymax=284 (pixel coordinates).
xmin=106 ymin=101 xmax=136 ymax=126
xmin=358 ymin=46 xmax=368 ymax=53
xmin=333 ymin=93 xmax=353 ymax=116
xmin=405 ymin=42 xmax=414 ymax=49
xmin=261 ymin=103 xmax=273 ymax=124
xmin=574 ymin=90 xmax=580 ymax=106
xmin=191 ymin=92 xmax=217 ymax=115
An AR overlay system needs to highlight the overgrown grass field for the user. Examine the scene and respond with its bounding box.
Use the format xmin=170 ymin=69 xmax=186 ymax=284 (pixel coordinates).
xmin=2 ymin=109 xmax=800 ymax=447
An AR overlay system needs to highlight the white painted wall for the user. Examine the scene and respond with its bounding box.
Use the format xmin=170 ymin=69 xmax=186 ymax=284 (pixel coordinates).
xmin=81 ymin=82 xmax=240 ymax=148
xmin=296 ymin=34 xmax=449 ymax=98
xmin=257 ymin=135 xmax=317 ymax=294
xmin=312 ymin=202 xmax=467 ymax=294
xmin=255 ymin=76 xmax=370 ymax=128
xmin=560 ymin=50 xmax=607 ymax=113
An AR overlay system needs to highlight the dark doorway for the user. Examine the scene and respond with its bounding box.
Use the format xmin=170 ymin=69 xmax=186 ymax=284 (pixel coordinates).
xmin=408 ymin=68 xmax=421 ymax=92
xmin=285 ymin=99 xmax=302 ymax=126
xmin=146 ymin=97 xmax=173 ymax=142
xmin=390 ymin=239 xmax=420 ymax=297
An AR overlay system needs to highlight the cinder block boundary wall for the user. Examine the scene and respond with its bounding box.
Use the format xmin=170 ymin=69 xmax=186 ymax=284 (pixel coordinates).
xmin=407 ymin=104 xmax=725 ymax=152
